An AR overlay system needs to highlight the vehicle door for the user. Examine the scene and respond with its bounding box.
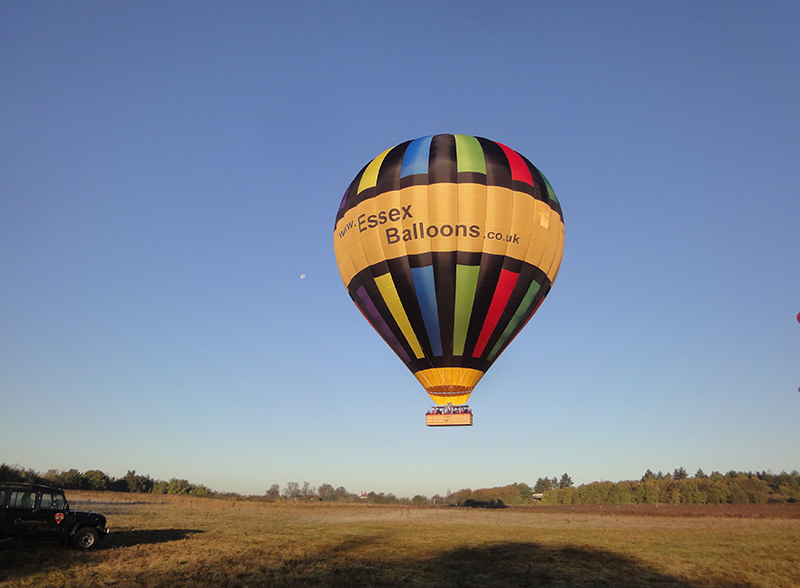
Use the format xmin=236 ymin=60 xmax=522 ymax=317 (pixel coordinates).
xmin=0 ymin=488 xmax=10 ymax=535
xmin=31 ymin=490 xmax=69 ymax=538
xmin=5 ymin=489 xmax=39 ymax=536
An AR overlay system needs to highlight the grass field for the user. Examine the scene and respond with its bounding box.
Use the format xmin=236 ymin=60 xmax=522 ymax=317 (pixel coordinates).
xmin=1 ymin=492 xmax=798 ymax=588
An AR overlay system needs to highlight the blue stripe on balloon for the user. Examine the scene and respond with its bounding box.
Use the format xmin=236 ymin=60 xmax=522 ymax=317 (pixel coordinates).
xmin=400 ymin=136 xmax=432 ymax=177
xmin=410 ymin=265 xmax=442 ymax=356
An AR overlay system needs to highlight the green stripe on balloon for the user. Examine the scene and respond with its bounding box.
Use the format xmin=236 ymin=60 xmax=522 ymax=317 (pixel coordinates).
xmin=487 ymin=280 xmax=542 ymax=362
xmin=453 ymin=264 xmax=480 ymax=356
xmin=454 ymin=135 xmax=486 ymax=174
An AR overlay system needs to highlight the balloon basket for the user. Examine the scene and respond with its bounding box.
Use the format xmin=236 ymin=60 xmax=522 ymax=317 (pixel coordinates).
xmin=425 ymin=404 xmax=473 ymax=427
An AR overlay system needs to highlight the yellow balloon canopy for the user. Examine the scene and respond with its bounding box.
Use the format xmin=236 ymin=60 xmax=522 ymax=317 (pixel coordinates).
xmin=334 ymin=134 xmax=564 ymax=406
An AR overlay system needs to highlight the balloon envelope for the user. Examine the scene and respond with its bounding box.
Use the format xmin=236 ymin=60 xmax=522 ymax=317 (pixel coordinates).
xmin=333 ymin=134 xmax=565 ymax=405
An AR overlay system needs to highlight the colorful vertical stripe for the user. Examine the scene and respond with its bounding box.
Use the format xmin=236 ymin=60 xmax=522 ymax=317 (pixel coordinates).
xmin=374 ymin=273 xmax=424 ymax=359
xmin=454 ymin=134 xmax=486 ymax=174
xmin=410 ymin=265 xmax=443 ymax=356
xmin=487 ymin=280 xmax=541 ymax=362
xmin=355 ymin=285 xmax=410 ymax=363
xmin=357 ymin=147 xmax=392 ymax=194
xmin=400 ymin=136 xmax=432 ymax=177
xmin=472 ymin=269 xmax=520 ymax=358
xmin=453 ymin=264 xmax=480 ymax=355
xmin=498 ymin=142 xmax=534 ymax=185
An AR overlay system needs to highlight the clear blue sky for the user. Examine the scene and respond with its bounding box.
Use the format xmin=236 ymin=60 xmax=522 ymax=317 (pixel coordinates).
xmin=2 ymin=1 xmax=798 ymax=497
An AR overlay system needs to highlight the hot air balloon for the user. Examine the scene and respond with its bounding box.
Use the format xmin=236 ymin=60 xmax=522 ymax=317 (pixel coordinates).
xmin=333 ymin=135 xmax=565 ymax=426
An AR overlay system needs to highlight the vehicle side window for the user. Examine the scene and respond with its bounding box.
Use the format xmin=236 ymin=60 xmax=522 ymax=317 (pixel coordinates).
xmin=10 ymin=491 xmax=35 ymax=509
xmin=39 ymin=492 xmax=67 ymax=510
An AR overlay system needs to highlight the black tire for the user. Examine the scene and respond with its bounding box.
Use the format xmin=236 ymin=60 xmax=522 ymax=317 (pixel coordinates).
xmin=72 ymin=527 xmax=100 ymax=550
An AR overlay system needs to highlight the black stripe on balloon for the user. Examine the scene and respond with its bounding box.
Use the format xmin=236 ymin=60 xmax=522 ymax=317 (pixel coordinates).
xmin=348 ymin=268 xmax=418 ymax=369
xmin=405 ymin=251 xmax=433 ymax=269
xmin=477 ymin=138 xmax=513 ymax=190
xmin=456 ymin=251 xmax=483 ymax=266
xmin=364 ymin=258 xmax=421 ymax=366
xmin=490 ymin=278 xmax=552 ymax=364
xmin=461 ymin=253 xmax=505 ymax=358
xmin=511 ymin=180 xmax=537 ymax=199
xmin=456 ymin=171 xmax=487 ymax=185
xmin=477 ymin=260 xmax=542 ymax=362
xmin=432 ymin=251 xmax=457 ymax=359
xmin=525 ymin=158 xmax=564 ymax=220
xmin=385 ymin=256 xmax=436 ymax=364
xmin=375 ymin=141 xmax=410 ymax=195
xmin=428 ymin=135 xmax=457 ymax=184
xmin=334 ymin=165 xmax=368 ymax=226
xmin=399 ymin=174 xmax=429 ymax=190
xmin=347 ymin=274 xmax=393 ymax=358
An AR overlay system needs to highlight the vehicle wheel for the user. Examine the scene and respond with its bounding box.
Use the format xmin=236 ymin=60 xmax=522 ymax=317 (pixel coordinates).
xmin=72 ymin=527 xmax=100 ymax=550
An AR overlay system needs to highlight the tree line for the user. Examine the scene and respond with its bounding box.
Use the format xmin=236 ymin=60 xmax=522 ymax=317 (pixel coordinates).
xmin=539 ymin=468 xmax=800 ymax=506
xmin=0 ymin=464 xmax=214 ymax=497
xmin=2 ymin=463 xmax=798 ymax=506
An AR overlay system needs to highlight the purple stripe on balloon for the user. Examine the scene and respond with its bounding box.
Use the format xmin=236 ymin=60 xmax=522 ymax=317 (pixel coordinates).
xmin=356 ymin=286 xmax=410 ymax=364
xmin=338 ymin=186 xmax=349 ymax=210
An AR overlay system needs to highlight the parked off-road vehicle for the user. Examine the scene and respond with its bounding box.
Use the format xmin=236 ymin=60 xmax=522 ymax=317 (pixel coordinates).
xmin=0 ymin=482 xmax=109 ymax=550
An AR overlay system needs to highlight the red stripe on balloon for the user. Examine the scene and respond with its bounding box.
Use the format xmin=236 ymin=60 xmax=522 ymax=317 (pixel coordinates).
xmin=472 ymin=269 xmax=520 ymax=358
xmin=497 ymin=143 xmax=533 ymax=185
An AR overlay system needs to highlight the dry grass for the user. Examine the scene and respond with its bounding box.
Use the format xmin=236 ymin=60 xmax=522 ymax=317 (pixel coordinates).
xmin=1 ymin=492 xmax=798 ymax=587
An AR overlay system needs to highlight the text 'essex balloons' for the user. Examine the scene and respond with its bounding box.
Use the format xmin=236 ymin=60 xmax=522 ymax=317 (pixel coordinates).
xmin=333 ymin=135 xmax=565 ymax=414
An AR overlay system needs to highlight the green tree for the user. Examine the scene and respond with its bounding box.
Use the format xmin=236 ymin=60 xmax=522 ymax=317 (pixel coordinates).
xmin=167 ymin=478 xmax=192 ymax=495
xmin=45 ymin=468 xmax=85 ymax=489
xmin=124 ymin=470 xmax=153 ymax=493
xmin=83 ymin=469 xmax=110 ymax=491
xmin=152 ymin=480 xmax=169 ymax=494
xmin=558 ymin=473 xmax=573 ymax=488
xmin=610 ymin=481 xmax=634 ymax=504
xmin=707 ymin=477 xmax=728 ymax=504
xmin=734 ymin=475 xmax=770 ymax=504
xmin=642 ymin=479 xmax=660 ymax=504
xmin=673 ymin=467 xmax=688 ymax=480
xmin=682 ymin=479 xmax=705 ymax=504
xmin=518 ymin=483 xmax=533 ymax=502
xmin=266 ymin=484 xmax=281 ymax=500
xmin=0 ymin=464 xmax=42 ymax=483
xmin=189 ymin=484 xmax=212 ymax=497
xmin=333 ymin=486 xmax=353 ymax=502
xmin=411 ymin=495 xmax=428 ymax=506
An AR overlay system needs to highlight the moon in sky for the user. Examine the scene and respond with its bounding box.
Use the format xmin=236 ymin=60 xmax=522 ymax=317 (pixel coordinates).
xmin=300 ymin=274 xmax=306 ymax=279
